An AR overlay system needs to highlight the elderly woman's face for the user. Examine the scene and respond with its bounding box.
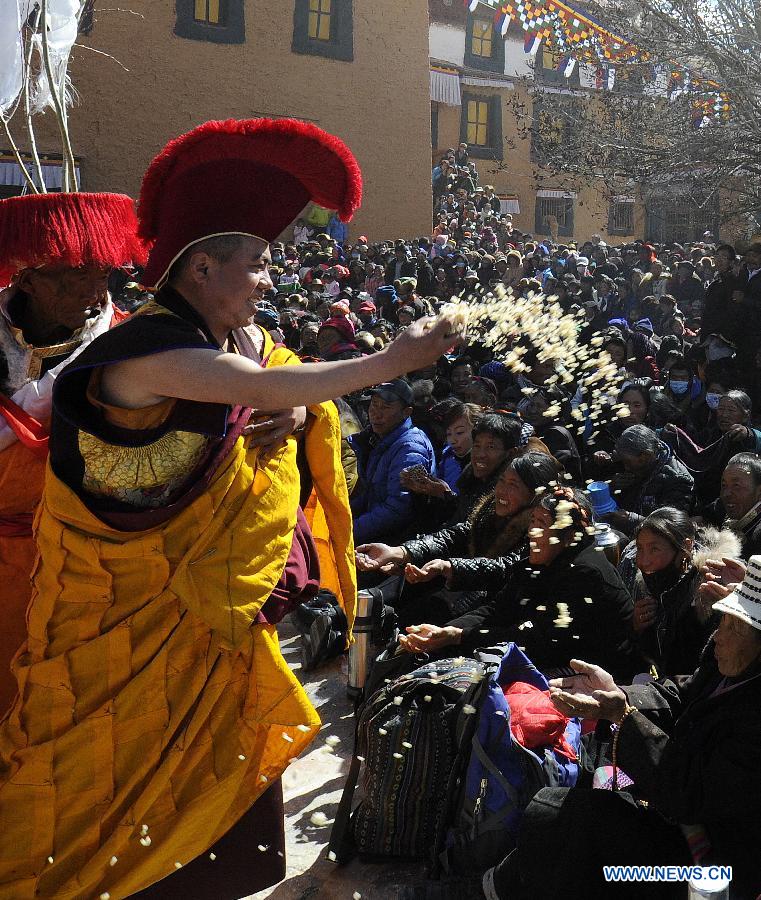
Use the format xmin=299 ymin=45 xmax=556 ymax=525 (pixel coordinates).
xmin=620 ymin=450 xmax=654 ymax=476
xmin=635 ymin=528 xmax=680 ymax=575
xmin=714 ymin=614 xmax=761 ymax=677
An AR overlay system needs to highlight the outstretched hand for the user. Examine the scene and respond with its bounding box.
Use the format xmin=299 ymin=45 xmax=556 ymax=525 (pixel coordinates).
xmin=398 ymin=623 xmax=462 ymax=654
xmin=355 ymin=543 xmax=405 ymax=573
xmin=701 ymin=556 xmax=746 ymax=587
xmin=399 ymin=469 xmax=453 ymax=497
xmin=404 ymin=559 xmax=453 ymax=584
xmin=548 ymin=659 xmax=627 ymax=721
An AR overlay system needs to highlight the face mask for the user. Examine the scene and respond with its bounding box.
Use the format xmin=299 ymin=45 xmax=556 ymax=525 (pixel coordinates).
xmin=706 ymin=392 xmax=722 ymax=410
xmin=670 ymin=380 xmax=689 ymax=395
xmin=642 ymin=558 xmax=685 ymax=597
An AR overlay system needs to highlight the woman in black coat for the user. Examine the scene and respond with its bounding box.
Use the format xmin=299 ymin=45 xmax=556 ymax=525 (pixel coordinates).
xmin=399 ymin=487 xmax=639 ymax=681
xmin=484 ymin=560 xmax=761 ymax=899
xmin=355 ymin=453 xmax=561 ymax=625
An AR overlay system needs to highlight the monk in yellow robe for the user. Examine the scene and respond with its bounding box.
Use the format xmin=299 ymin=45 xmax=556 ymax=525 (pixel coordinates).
xmin=0 ymin=192 xmax=144 ymax=714
xmin=0 ymin=119 xmax=460 ymax=899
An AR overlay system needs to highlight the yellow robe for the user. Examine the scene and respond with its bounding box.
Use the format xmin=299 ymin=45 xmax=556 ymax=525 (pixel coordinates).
xmin=0 ymin=337 xmax=356 ymax=899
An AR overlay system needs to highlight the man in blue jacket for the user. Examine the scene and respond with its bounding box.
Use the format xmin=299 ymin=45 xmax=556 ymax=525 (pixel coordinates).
xmin=348 ymin=378 xmax=435 ymax=544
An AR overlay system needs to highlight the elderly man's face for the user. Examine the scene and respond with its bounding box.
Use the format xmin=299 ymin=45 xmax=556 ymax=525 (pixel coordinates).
xmin=717 ymin=397 xmax=746 ymax=432
xmin=368 ymin=394 xmax=409 ymax=437
xmin=18 ymin=263 xmax=111 ymax=334
xmin=721 ymin=464 xmax=761 ymax=520
xmin=300 ymin=324 xmax=319 ymax=346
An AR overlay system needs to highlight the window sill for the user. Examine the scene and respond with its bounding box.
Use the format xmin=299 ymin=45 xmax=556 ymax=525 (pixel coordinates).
xmin=292 ymin=38 xmax=353 ymax=61
xmin=468 ymin=145 xmax=502 ymax=161
xmin=464 ymin=54 xmax=505 ymax=74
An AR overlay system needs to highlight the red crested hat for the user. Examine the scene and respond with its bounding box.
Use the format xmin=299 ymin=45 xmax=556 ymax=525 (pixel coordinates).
xmin=319 ymin=315 xmax=356 ymax=343
xmin=0 ymin=192 xmax=146 ymax=286
xmin=138 ymin=118 xmax=363 ymax=289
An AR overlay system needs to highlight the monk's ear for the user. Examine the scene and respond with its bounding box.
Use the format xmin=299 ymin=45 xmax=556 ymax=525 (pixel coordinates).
xmin=15 ymin=268 xmax=39 ymax=294
xmin=186 ymin=251 xmax=213 ymax=284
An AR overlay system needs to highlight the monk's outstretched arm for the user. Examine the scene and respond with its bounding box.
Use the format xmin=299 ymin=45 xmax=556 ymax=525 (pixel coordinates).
xmin=100 ymin=316 xmax=461 ymax=411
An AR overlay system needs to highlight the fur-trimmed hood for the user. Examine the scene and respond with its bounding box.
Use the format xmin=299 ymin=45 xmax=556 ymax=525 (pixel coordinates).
xmin=692 ymin=526 xmax=743 ymax=573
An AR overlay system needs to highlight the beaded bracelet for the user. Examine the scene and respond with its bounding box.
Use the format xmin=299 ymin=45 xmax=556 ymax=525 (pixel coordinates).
xmin=611 ymin=704 xmax=637 ymax=792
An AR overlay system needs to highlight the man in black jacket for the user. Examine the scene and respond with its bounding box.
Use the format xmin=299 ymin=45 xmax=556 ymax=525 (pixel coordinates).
xmin=734 ymin=242 xmax=761 ymax=369
xmin=702 ymin=244 xmax=740 ymax=342
xmin=384 ymin=243 xmax=417 ymax=285
xmin=414 ymin=248 xmax=436 ymax=296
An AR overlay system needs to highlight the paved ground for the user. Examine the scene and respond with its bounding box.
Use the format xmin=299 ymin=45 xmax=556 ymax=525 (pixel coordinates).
xmin=246 ymin=621 xmax=482 ymax=900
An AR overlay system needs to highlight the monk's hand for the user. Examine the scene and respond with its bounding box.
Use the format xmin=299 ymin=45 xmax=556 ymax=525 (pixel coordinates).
xmin=245 ymin=406 xmax=307 ymax=450
xmin=548 ymin=659 xmax=627 ymax=721
xmin=385 ymin=313 xmax=466 ymax=371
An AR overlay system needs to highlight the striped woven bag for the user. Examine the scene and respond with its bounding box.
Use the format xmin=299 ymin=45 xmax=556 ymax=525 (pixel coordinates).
xmin=350 ymin=656 xmax=483 ymax=860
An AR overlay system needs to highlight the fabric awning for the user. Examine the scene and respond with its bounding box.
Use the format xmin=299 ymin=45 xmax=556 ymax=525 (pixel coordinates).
xmin=430 ymin=68 xmax=461 ymax=107
xmin=0 ymin=160 xmax=79 ymax=191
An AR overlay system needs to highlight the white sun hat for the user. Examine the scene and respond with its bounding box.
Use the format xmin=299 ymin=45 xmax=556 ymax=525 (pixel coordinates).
xmin=712 ymin=555 xmax=761 ymax=631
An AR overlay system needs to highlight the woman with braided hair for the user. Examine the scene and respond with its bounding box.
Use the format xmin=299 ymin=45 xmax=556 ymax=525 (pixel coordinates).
xmin=400 ymin=487 xmax=639 ymax=680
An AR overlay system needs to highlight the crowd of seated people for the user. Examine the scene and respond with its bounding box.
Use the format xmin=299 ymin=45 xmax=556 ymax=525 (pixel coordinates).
xmin=109 ymin=221 xmax=761 ymax=899
xmin=235 ymin=227 xmax=756 ymax=897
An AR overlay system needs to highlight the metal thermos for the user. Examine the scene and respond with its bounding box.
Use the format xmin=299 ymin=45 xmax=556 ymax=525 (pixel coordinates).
xmin=688 ymin=873 xmax=731 ymax=899
xmin=595 ymin=523 xmax=621 ymax=567
xmin=347 ymin=590 xmax=375 ymax=701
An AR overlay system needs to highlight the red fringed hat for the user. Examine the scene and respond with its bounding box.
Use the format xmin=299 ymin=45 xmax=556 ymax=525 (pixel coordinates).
xmin=137 ymin=118 xmax=363 ymax=289
xmin=0 ymin=192 xmax=146 ymax=286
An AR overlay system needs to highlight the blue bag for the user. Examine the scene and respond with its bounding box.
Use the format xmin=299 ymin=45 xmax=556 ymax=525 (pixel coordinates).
xmin=441 ymin=643 xmax=582 ymax=873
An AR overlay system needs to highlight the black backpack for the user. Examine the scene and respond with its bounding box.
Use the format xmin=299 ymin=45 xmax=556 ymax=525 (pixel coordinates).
xmin=329 ymin=654 xmax=488 ymax=864
xmin=292 ymin=589 xmax=347 ymax=671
